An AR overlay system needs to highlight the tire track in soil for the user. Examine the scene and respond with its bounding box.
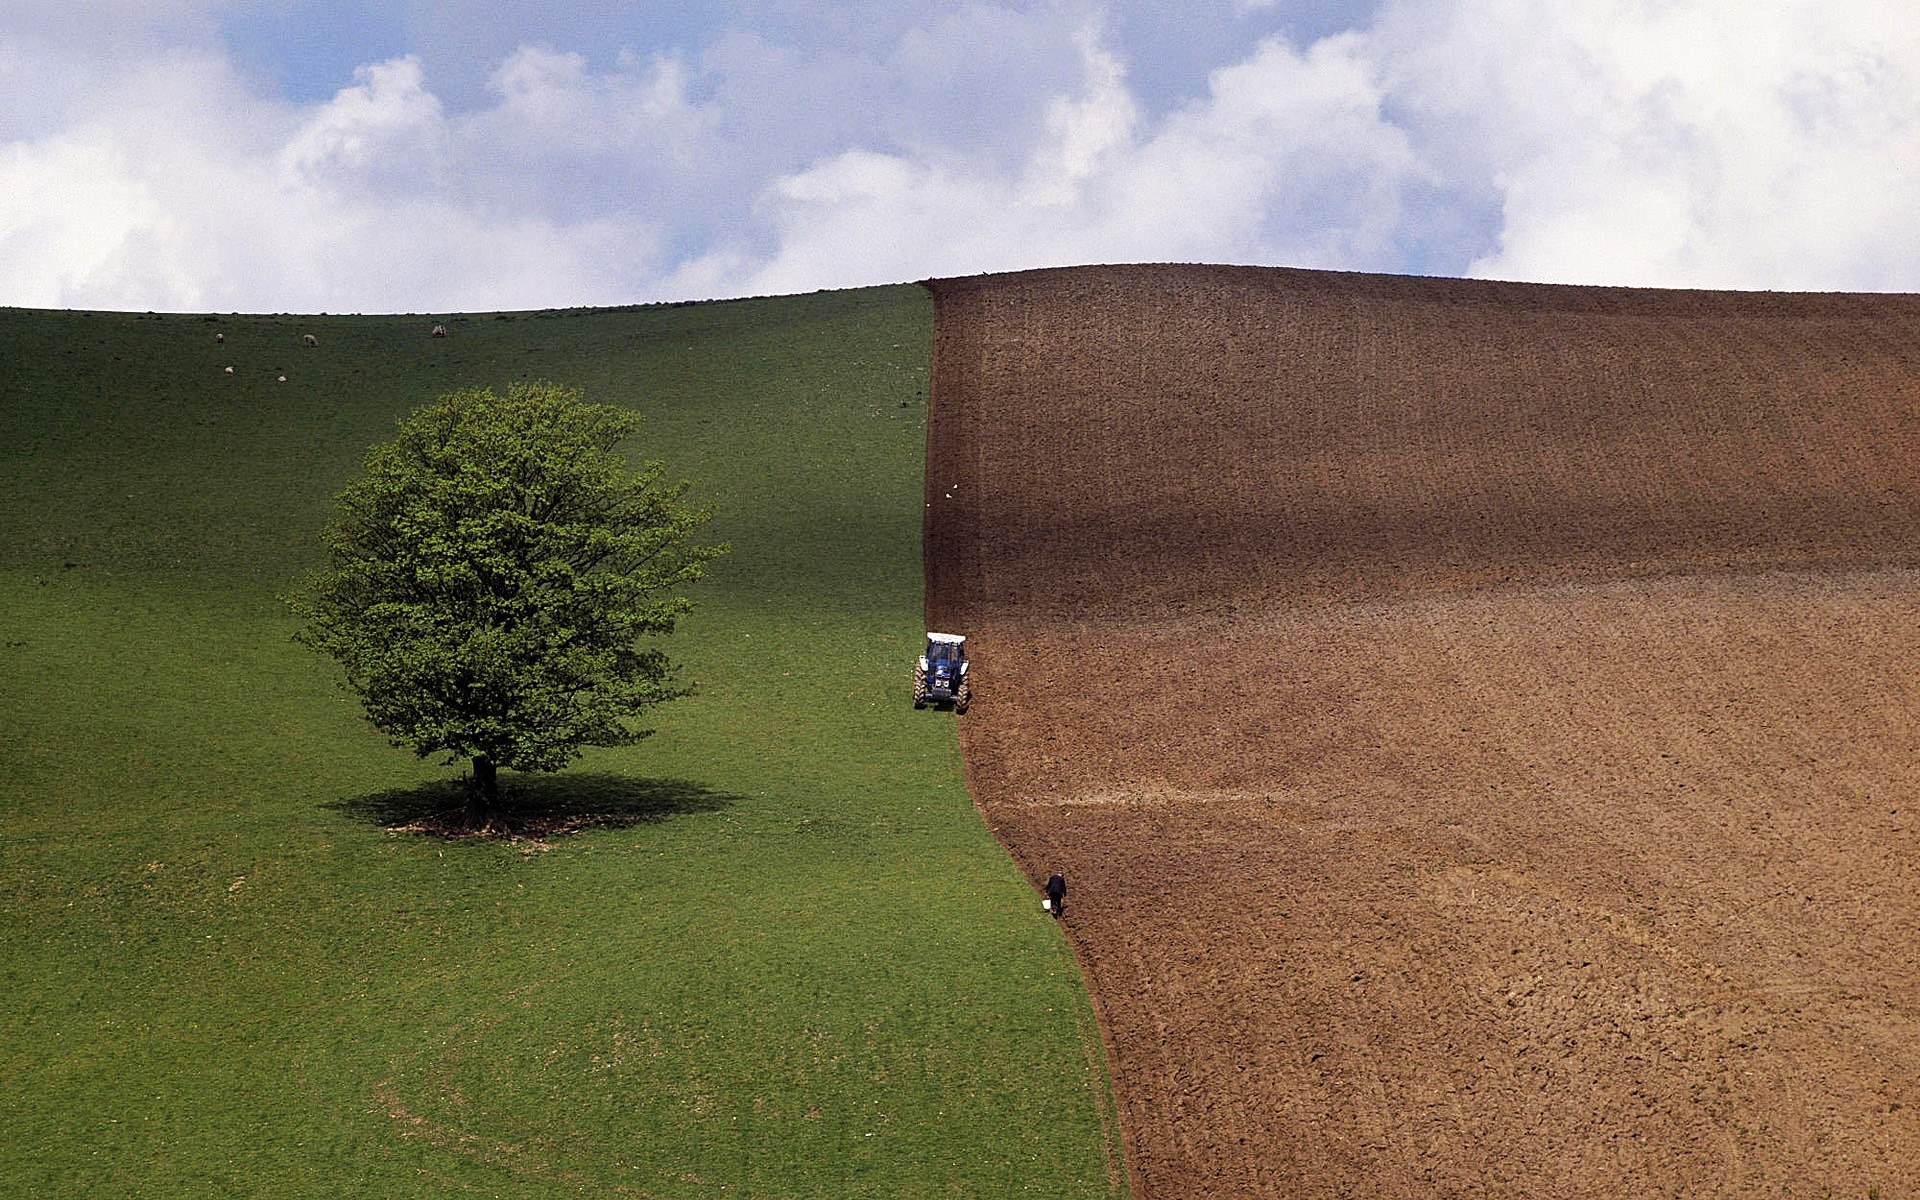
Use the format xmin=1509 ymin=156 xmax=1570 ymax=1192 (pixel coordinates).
xmin=925 ymin=264 xmax=1920 ymax=1198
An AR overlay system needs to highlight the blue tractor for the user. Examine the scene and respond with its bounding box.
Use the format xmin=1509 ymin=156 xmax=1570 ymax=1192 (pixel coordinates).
xmin=913 ymin=633 xmax=970 ymax=712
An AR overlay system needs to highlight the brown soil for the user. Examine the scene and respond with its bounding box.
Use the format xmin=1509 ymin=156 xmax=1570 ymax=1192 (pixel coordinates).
xmin=924 ymin=264 xmax=1920 ymax=1197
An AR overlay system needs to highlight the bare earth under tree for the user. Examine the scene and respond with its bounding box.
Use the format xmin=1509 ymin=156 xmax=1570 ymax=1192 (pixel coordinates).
xmin=925 ymin=264 xmax=1920 ymax=1197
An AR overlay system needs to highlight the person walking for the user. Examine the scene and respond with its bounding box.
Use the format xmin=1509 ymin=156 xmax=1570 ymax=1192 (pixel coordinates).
xmin=1045 ymin=872 xmax=1066 ymax=919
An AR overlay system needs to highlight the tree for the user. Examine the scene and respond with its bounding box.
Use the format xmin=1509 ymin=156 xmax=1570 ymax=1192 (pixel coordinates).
xmin=288 ymin=382 xmax=726 ymax=818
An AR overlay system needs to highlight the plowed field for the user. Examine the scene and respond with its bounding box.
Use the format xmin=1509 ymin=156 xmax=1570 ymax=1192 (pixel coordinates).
xmin=924 ymin=264 xmax=1920 ymax=1197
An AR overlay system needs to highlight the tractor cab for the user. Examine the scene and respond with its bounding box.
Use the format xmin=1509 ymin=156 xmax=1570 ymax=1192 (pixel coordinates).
xmin=914 ymin=632 xmax=970 ymax=712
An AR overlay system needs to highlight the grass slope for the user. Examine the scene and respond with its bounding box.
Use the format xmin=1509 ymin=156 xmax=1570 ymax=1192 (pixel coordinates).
xmin=0 ymin=291 xmax=1124 ymax=1197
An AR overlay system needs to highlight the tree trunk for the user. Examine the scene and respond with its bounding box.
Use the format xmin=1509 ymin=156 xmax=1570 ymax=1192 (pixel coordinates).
xmin=470 ymin=755 xmax=499 ymax=821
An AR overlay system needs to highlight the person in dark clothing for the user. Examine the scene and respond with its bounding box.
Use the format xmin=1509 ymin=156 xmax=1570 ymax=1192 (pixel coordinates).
xmin=1044 ymin=873 xmax=1066 ymax=919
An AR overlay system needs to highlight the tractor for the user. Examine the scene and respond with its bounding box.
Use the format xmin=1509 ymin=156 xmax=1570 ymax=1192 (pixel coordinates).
xmin=913 ymin=633 xmax=970 ymax=712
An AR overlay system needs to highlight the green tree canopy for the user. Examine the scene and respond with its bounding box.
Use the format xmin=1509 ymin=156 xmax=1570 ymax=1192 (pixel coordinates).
xmin=289 ymin=382 xmax=726 ymax=812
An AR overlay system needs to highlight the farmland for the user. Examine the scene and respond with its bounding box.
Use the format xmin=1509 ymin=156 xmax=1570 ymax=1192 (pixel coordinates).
xmin=13 ymin=258 xmax=1920 ymax=1198
xmin=927 ymin=264 xmax=1920 ymax=1196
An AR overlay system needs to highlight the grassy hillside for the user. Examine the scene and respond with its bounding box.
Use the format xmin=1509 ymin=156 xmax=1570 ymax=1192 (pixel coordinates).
xmin=0 ymin=291 xmax=1124 ymax=1197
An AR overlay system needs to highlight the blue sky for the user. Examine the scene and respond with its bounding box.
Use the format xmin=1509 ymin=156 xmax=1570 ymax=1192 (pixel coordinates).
xmin=216 ymin=2 xmax=1380 ymax=111
xmin=1 ymin=1 xmax=1914 ymax=312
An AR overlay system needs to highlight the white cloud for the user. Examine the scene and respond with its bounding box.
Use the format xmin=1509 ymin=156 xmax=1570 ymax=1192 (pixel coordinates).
xmin=0 ymin=4 xmax=1116 ymax=310
xmin=453 ymin=44 xmax=722 ymax=229
xmin=0 ymin=1 xmax=1916 ymax=311
xmin=1027 ymin=26 xmax=1139 ymax=206
xmin=0 ymin=44 xmax=670 ymax=312
xmin=0 ymin=138 xmax=183 ymax=303
xmin=1372 ymin=0 xmax=1920 ymax=290
xmin=1106 ymin=32 xmax=1420 ymax=264
xmin=729 ymin=25 xmax=1422 ymax=295
xmin=279 ymin=56 xmax=445 ymax=187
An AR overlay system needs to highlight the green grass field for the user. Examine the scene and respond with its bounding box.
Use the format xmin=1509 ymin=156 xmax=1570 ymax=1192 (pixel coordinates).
xmin=0 ymin=290 xmax=1126 ymax=1197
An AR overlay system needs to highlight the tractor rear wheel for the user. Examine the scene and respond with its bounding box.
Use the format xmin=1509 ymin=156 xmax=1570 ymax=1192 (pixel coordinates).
xmin=954 ymin=678 xmax=971 ymax=714
xmin=913 ymin=665 xmax=929 ymax=708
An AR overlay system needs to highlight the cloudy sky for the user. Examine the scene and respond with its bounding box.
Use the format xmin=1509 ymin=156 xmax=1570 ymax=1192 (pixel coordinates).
xmin=1 ymin=1 xmax=1914 ymax=313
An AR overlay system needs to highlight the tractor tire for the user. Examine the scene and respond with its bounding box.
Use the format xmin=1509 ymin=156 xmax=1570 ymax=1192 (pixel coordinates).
xmin=954 ymin=679 xmax=971 ymax=714
xmin=913 ymin=665 xmax=929 ymax=709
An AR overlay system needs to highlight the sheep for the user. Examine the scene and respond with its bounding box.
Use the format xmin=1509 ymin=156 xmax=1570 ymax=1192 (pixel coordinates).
xmin=224 ymin=366 xmax=234 ymax=374
xmin=431 ymin=324 xmax=447 ymax=338
xmin=301 ymin=334 xmax=318 ymax=347
xmin=214 ymin=331 xmax=225 ymax=343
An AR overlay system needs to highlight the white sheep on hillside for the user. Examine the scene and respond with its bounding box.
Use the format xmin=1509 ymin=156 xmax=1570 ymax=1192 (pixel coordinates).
xmin=301 ymin=334 xmax=318 ymax=347
xmin=431 ymin=324 xmax=447 ymax=338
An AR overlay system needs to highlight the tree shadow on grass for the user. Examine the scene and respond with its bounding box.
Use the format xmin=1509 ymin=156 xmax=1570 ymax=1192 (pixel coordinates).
xmin=326 ymin=773 xmax=736 ymax=841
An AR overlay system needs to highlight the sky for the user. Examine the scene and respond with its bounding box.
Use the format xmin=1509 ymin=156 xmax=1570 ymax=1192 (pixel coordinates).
xmin=1 ymin=0 xmax=1915 ymax=313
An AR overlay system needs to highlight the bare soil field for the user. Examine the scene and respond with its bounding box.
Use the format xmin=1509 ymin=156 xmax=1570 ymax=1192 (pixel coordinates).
xmin=924 ymin=264 xmax=1920 ymax=1197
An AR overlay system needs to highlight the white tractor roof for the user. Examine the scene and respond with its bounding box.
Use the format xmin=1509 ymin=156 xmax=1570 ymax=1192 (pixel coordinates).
xmin=926 ymin=632 xmax=967 ymax=645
